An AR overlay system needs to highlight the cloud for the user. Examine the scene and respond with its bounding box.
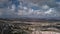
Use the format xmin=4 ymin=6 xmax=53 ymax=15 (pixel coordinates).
xmin=44 ymin=8 xmax=54 ymax=14
xmin=0 ymin=0 xmax=60 ymax=19
xmin=41 ymin=5 xmax=49 ymax=10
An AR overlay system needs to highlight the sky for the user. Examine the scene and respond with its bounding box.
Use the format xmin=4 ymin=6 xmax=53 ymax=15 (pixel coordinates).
xmin=0 ymin=0 xmax=60 ymax=19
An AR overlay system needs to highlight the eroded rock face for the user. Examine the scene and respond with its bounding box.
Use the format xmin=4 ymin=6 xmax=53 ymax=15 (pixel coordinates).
xmin=32 ymin=31 xmax=60 ymax=34
xmin=0 ymin=21 xmax=60 ymax=34
xmin=31 ymin=31 xmax=60 ymax=34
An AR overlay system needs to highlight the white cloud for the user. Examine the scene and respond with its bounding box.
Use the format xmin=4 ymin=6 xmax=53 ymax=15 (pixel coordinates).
xmin=10 ymin=5 xmax=16 ymax=10
xmin=42 ymin=5 xmax=49 ymax=9
xmin=44 ymin=8 xmax=54 ymax=14
xmin=16 ymin=6 xmax=60 ymax=18
xmin=23 ymin=7 xmax=28 ymax=10
xmin=0 ymin=0 xmax=60 ymax=19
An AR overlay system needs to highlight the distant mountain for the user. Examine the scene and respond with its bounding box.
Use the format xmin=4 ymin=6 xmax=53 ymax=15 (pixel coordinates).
xmin=0 ymin=17 xmax=60 ymax=22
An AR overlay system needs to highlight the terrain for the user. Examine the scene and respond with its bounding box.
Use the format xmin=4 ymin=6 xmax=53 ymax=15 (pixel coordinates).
xmin=0 ymin=18 xmax=60 ymax=34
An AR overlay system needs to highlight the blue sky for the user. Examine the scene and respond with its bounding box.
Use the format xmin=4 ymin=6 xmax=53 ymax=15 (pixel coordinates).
xmin=0 ymin=0 xmax=60 ymax=19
